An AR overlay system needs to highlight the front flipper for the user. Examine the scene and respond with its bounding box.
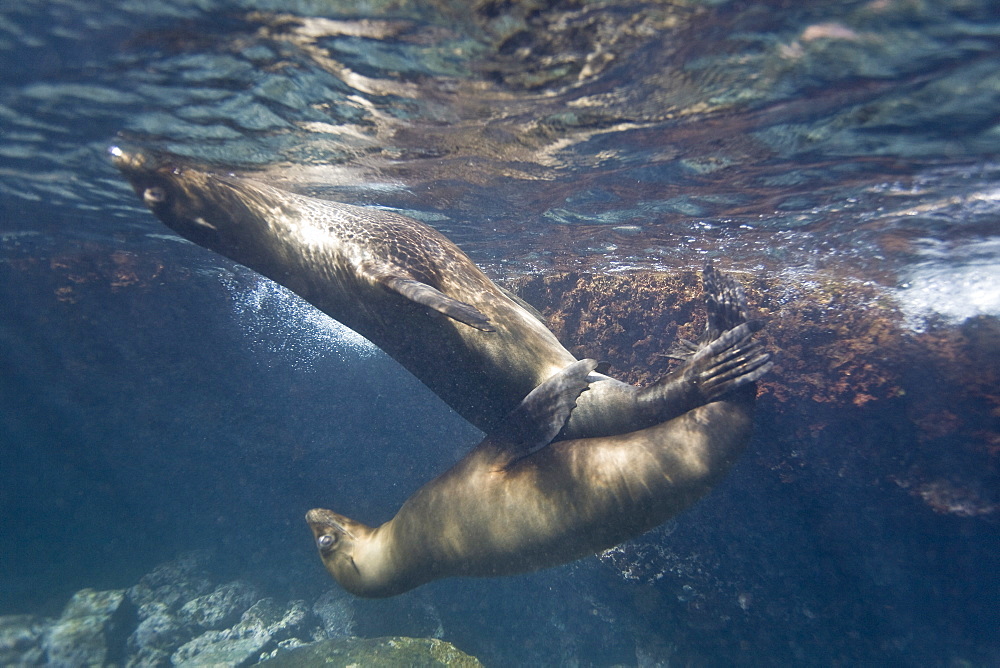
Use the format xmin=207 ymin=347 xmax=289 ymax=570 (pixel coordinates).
xmin=380 ymin=275 xmax=495 ymax=331
xmin=490 ymin=359 xmax=599 ymax=469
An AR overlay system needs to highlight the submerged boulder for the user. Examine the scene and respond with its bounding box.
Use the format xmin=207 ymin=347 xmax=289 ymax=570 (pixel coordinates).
xmin=41 ymin=588 xmax=129 ymax=667
xmin=171 ymin=598 xmax=310 ymax=667
xmin=127 ymin=601 xmax=185 ymax=668
xmin=311 ymin=589 xmax=355 ymax=640
xmin=122 ymin=553 xmax=265 ymax=666
xmin=127 ymin=550 xmax=214 ymax=617
xmin=257 ymin=636 xmax=484 ymax=667
xmin=0 ymin=614 xmax=49 ymax=666
xmin=176 ymin=581 xmax=260 ymax=631
xmin=3 ymin=553 xmax=483 ymax=667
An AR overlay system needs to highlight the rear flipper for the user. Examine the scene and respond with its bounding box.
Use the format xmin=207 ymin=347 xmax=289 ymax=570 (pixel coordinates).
xmin=634 ymin=263 xmax=772 ymax=421
xmin=703 ymin=262 xmax=750 ymax=339
xmin=669 ymin=319 xmax=772 ymax=399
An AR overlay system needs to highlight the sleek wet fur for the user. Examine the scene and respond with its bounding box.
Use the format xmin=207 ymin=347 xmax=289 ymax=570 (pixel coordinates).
xmin=306 ymin=267 xmax=766 ymax=597
xmin=112 ymin=147 xmax=771 ymax=438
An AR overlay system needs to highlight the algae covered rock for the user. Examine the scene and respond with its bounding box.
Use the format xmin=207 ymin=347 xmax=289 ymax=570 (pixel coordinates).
xmin=171 ymin=598 xmax=310 ymax=667
xmin=125 ymin=552 xmax=217 ymax=667
xmin=41 ymin=588 xmax=128 ymax=667
xmin=126 ymin=551 xmax=214 ymax=616
xmin=0 ymin=614 xmax=49 ymax=666
xmin=176 ymin=581 xmax=259 ymax=630
xmin=0 ymin=553 xmax=469 ymax=667
xmin=127 ymin=601 xmax=187 ymax=667
xmin=257 ymin=636 xmax=484 ymax=667
xmin=311 ymin=590 xmax=355 ymax=640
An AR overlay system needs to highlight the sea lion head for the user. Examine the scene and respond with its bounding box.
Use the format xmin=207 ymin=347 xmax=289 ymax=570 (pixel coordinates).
xmin=109 ymin=145 xmax=261 ymax=257
xmin=306 ymin=507 xmax=380 ymax=597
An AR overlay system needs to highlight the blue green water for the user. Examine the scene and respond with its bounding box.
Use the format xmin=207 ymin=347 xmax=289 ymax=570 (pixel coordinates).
xmin=2 ymin=0 xmax=998 ymax=665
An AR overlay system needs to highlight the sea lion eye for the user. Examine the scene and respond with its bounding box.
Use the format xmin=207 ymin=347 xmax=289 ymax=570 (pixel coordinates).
xmin=143 ymin=186 xmax=167 ymax=204
xmin=317 ymin=533 xmax=337 ymax=550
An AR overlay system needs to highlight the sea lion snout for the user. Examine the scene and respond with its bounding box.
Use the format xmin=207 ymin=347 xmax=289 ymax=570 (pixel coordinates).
xmin=305 ymin=507 xmax=330 ymax=525
xmin=108 ymin=145 xmax=144 ymax=171
xmin=305 ymin=508 xmax=341 ymax=543
xmin=305 ymin=509 xmax=388 ymax=596
xmin=108 ymin=146 xmax=174 ymax=185
xmin=306 ymin=509 xmax=352 ymax=564
xmin=306 ymin=508 xmax=372 ymax=547
xmin=109 ymin=146 xmax=176 ymax=203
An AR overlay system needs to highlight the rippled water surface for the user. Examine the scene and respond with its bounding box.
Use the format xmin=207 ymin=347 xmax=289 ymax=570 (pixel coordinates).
xmin=2 ymin=1 xmax=998 ymax=665
xmin=4 ymin=0 xmax=1000 ymax=299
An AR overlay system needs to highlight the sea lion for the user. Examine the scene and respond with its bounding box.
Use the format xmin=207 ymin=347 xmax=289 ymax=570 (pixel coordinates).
xmin=111 ymin=146 xmax=771 ymax=439
xmin=307 ymin=266 xmax=766 ymax=597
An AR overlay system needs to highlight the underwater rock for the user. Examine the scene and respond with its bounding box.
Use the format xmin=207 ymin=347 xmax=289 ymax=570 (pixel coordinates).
xmin=0 ymin=614 xmax=49 ymax=666
xmin=512 ymin=270 xmax=999 ymax=515
xmin=171 ymin=598 xmax=310 ymax=667
xmin=256 ymin=636 xmax=484 ymax=667
xmin=258 ymin=637 xmax=311 ymax=662
xmin=2 ymin=554 xmax=480 ymax=667
xmin=311 ymin=589 xmax=355 ymax=640
xmin=126 ymin=602 xmax=186 ymax=668
xmin=125 ymin=552 xmax=216 ymax=666
xmin=176 ymin=580 xmax=260 ymax=630
xmin=243 ymin=598 xmax=310 ymax=644
xmin=127 ymin=550 xmax=214 ymax=617
xmin=41 ymin=588 xmax=128 ymax=668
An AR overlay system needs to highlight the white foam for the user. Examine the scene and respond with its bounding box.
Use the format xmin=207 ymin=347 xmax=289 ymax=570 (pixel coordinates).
xmin=895 ymin=237 xmax=1000 ymax=331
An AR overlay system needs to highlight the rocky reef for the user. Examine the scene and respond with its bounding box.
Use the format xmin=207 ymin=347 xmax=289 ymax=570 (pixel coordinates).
xmin=514 ymin=269 xmax=999 ymax=520
xmin=0 ymin=552 xmax=480 ymax=667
